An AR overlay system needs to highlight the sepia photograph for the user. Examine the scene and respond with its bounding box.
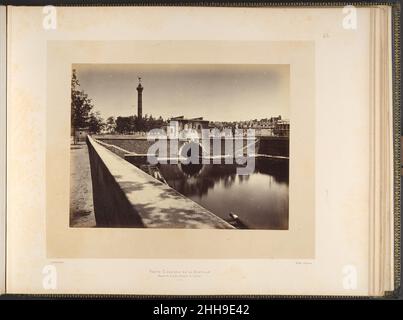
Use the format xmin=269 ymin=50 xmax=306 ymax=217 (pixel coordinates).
xmin=70 ymin=64 xmax=290 ymax=230
xmin=5 ymin=4 xmax=399 ymax=298
xmin=2 ymin=3 xmax=400 ymax=299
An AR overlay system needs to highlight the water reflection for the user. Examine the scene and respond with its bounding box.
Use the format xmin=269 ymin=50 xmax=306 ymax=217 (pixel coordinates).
xmin=158 ymin=157 xmax=289 ymax=230
xmin=179 ymin=162 xmax=204 ymax=176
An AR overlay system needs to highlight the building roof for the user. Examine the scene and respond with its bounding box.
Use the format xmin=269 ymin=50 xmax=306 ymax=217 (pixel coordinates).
xmin=170 ymin=116 xmax=185 ymax=120
xmin=169 ymin=116 xmax=208 ymax=123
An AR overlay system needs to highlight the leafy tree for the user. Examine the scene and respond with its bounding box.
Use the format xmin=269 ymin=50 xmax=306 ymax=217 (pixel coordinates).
xmin=105 ymin=116 xmax=116 ymax=134
xmin=88 ymin=111 xmax=105 ymax=134
xmin=141 ymin=114 xmax=166 ymax=132
xmin=116 ymin=116 xmax=136 ymax=134
xmin=134 ymin=115 xmax=144 ymax=132
xmin=71 ymin=69 xmax=106 ymax=140
xmin=71 ymin=69 xmax=94 ymax=133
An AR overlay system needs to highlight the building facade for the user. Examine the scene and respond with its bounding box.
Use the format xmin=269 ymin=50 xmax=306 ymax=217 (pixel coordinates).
xmin=167 ymin=116 xmax=209 ymax=139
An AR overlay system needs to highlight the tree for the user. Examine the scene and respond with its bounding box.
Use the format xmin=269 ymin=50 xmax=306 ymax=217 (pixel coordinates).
xmin=105 ymin=116 xmax=116 ymax=134
xmin=88 ymin=111 xmax=105 ymax=134
xmin=71 ymin=69 xmax=106 ymax=140
xmin=71 ymin=69 xmax=100 ymax=142
xmin=71 ymin=69 xmax=93 ymax=130
xmin=116 ymin=116 xmax=136 ymax=134
xmin=142 ymin=114 xmax=166 ymax=132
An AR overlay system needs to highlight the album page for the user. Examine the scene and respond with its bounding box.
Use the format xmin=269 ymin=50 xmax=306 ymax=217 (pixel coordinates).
xmin=5 ymin=6 xmax=392 ymax=296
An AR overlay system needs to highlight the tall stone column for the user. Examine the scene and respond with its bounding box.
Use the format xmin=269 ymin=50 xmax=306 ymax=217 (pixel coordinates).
xmin=136 ymin=77 xmax=143 ymax=120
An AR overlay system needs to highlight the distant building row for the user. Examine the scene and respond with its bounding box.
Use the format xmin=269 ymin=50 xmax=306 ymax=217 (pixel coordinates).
xmin=166 ymin=115 xmax=289 ymax=138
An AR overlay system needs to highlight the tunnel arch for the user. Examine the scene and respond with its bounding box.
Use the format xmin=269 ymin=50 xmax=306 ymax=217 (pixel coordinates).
xmin=178 ymin=141 xmax=205 ymax=164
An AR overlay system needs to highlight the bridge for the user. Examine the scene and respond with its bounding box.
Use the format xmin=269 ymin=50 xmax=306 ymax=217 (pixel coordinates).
xmin=86 ymin=135 xmax=289 ymax=228
xmin=86 ymin=136 xmax=235 ymax=228
xmin=93 ymin=135 xmax=289 ymax=166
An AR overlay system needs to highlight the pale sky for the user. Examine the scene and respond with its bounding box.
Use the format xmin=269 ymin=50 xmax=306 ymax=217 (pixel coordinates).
xmin=74 ymin=64 xmax=289 ymax=122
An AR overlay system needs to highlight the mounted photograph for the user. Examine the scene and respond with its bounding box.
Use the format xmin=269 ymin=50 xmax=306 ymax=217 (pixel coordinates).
xmin=6 ymin=4 xmax=399 ymax=297
xmin=70 ymin=64 xmax=290 ymax=230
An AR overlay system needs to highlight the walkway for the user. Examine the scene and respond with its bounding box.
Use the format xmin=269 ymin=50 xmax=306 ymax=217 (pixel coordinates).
xmin=70 ymin=141 xmax=96 ymax=227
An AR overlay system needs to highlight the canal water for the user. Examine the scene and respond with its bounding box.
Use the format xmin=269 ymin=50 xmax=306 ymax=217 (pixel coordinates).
xmin=157 ymin=157 xmax=289 ymax=230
